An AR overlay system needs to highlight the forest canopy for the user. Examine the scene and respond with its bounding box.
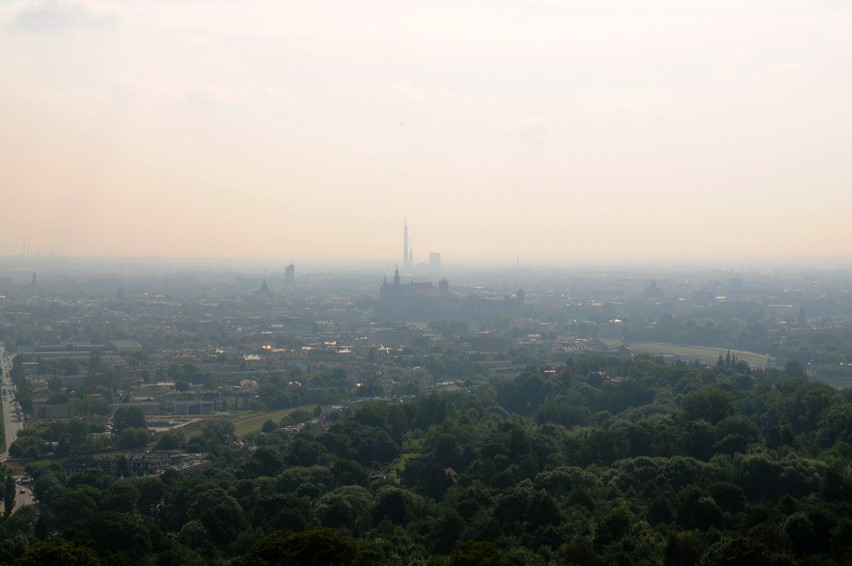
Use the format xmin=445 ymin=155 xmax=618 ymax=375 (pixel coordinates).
xmin=2 ymin=354 xmax=852 ymax=565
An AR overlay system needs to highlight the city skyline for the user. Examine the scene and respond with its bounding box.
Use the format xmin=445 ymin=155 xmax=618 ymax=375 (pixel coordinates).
xmin=1 ymin=1 xmax=850 ymax=263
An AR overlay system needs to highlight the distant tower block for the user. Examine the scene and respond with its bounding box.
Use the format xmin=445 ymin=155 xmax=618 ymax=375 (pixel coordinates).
xmin=403 ymin=220 xmax=409 ymax=269
xmin=430 ymin=252 xmax=441 ymax=270
xmin=285 ymin=263 xmax=295 ymax=285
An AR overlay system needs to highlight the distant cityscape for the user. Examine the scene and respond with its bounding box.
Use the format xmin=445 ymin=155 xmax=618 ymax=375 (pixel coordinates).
xmin=2 ymin=250 xmax=852 ymax=562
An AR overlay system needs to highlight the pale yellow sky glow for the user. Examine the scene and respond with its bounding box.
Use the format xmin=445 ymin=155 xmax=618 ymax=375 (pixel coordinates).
xmin=1 ymin=0 xmax=850 ymax=264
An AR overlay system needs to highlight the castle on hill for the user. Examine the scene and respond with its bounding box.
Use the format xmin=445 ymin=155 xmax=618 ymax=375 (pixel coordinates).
xmin=379 ymin=269 xmax=450 ymax=300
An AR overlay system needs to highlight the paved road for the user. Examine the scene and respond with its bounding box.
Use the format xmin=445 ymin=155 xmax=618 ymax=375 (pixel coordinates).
xmin=12 ymin=483 xmax=34 ymax=509
xmin=0 ymin=346 xmax=34 ymax=512
xmin=0 ymin=346 xmax=24 ymax=462
xmin=1 ymin=481 xmax=35 ymax=515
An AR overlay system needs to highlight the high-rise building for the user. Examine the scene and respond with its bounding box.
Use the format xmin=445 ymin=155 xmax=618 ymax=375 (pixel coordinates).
xmin=403 ymin=220 xmax=409 ymax=269
xmin=285 ymin=263 xmax=295 ymax=285
xmin=429 ymin=252 xmax=441 ymax=270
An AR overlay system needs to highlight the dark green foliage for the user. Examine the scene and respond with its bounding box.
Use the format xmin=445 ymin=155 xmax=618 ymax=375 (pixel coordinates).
xmin=3 ymin=354 xmax=852 ymax=565
xmin=664 ymin=530 xmax=704 ymax=566
xmin=50 ymin=485 xmax=102 ymax=529
xmin=62 ymin=511 xmax=154 ymax=559
xmin=103 ymin=480 xmax=140 ymax=514
xmin=428 ymin=509 xmax=466 ymax=554
xmin=402 ymin=459 xmax=453 ymax=500
xmin=682 ymin=388 xmax=737 ymax=424
xmin=3 ymin=470 xmax=16 ymax=518
xmin=830 ymin=518 xmax=852 ymax=563
xmin=536 ymin=396 xmax=591 ymax=426
xmin=496 ymin=368 xmax=552 ymax=415
xmin=112 ymin=405 xmax=147 ymax=434
xmin=202 ymin=419 xmax=235 ymax=444
xmin=155 ymin=431 xmax=181 ymax=450
xmin=647 ymin=496 xmax=673 ymax=525
xmin=446 ymin=540 xmax=509 ymax=566
xmin=313 ymin=485 xmax=373 ymax=533
xmin=245 ymin=447 xmax=284 ymax=477
xmin=372 ymin=486 xmax=415 ymax=525
xmin=698 ymin=536 xmax=794 ymax=566
xmin=560 ymin=537 xmax=603 ymax=566
xmin=250 ymin=493 xmax=312 ymax=532
xmin=189 ymin=487 xmax=249 ymax=548
xmin=246 ymin=528 xmax=380 ymax=565
xmin=285 ymin=440 xmax=331 ymax=471
xmin=117 ymin=426 xmax=150 ymax=448
xmin=708 ymin=482 xmax=746 ymax=513
xmin=595 ymin=506 xmax=632 ymax=549
xmin=675 ymin=488 xmax=724 ymax=531
xmin=16 ymin=537 xmax=103 ymax=566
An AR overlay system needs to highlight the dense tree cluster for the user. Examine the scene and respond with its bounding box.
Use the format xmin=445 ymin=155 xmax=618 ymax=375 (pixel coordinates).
xmin=9 ymin=420 xmax=107 ymax=459
xmin=2 ymin=354 xmax=852 ymax=564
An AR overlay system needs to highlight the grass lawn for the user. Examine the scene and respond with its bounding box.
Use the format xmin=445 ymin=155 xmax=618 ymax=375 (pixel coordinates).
xmin=182 ymin=405 xmax=316 ymax=438
xmin=392 ymin=451 xmax=424 ymax=480
xmin=179 ymin=418 xmax=213 ymax=440
xmin=231 ymin=405 xmax=315 ymax=436
xmin=600 ymin=339 xmax=774 ymax=368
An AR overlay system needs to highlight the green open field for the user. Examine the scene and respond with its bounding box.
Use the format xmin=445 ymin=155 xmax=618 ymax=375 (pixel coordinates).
xmin=182 ymin=405 xmax=316 ymax=438
xmin=391 ymin=451 xmax=425 ymax=483
xmin=600 ymin=339 xmax=774 ymax=369
xmin=231 ymin=405 xmax=315 ymax=436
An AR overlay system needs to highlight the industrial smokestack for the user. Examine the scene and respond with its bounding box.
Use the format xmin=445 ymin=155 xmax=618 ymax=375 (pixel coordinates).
xmin=403 ymin=220 xmax=409 ymax=269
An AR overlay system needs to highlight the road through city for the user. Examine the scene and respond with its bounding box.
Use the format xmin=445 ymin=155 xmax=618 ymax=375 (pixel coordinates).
xmin=0 ymin=345 xmax=24 ymax=462
xmin=0 ymin=345 xmax=33 ymax=511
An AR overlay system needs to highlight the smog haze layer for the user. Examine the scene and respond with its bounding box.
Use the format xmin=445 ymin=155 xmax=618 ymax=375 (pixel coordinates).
xmin=1 ymin=1 xmax=850 ymax=264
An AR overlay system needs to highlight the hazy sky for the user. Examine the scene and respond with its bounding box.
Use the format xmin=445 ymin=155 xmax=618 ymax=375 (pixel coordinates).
xmin=1 ymin=0 xmax=850 ymax=264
